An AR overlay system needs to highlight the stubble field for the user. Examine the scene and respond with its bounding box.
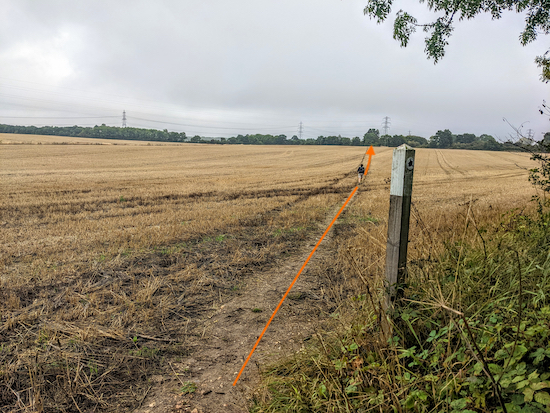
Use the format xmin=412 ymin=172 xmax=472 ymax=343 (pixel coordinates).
xmin=0 ymin=133 xmax=537 ymax=412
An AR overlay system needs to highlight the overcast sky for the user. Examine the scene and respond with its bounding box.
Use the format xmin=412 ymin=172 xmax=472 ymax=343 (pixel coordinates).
xmin=1 ymin=0 xmax=548 ymax=140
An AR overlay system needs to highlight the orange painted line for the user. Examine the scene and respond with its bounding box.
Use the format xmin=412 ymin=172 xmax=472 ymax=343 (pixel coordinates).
xmin=232 ymin=185 xmax=359 ymax=386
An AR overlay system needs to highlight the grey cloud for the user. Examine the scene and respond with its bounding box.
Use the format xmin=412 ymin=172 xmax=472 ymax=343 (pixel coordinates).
xmin=0 ymin=0 xmax=548 ymax=139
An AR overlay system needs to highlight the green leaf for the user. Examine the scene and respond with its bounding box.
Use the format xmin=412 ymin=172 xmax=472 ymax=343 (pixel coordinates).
xmin=534 ymin=391 xmax=550 ymax=407
xmin=512 ymin=375 xmax=526 ymax=383
xmin=513 ymin=344 xmax=528 ymax=359
xmin=393 ymin=11 xmax=418 ymax=48
xmin=510 ymin=393 xmax=524 ymax=406
xmin=423 ymin=374 xmax=439 ymax=383
xmin=333 ymin=359 xmax=347 ymax=370
xmin=500 ymin=377 xmax=512 ymax=389
xmin=363 ymin=0 xmax=393 ymax=23
xmin=473 ymin=362 xmax=483 ymax=375
xmin=488 ymin=363 xmax=503 ymax=374
xmin=528 ymin=370 xmax=540 ymax=381
xmin=318 ymin=384 xmax=327 ymax=398
xmin=524 ymin=387 xmax=534 ymax=403
xmin=180 ymin=381 xmax=196 ymax=395
xmin=530 ymin=381 xmax=549 ymax=391
xmin=450 ymin=398 xmax=469 ymax=409
xmin=515 ymin=362 xmax=527 ymax=376
xmin=399 ymin=346 xmax=417 ymax=359
xmin=530 ymin=348 xmax=547 ymax=365
xmin=516 ymin=379 xmax=530 ymax=390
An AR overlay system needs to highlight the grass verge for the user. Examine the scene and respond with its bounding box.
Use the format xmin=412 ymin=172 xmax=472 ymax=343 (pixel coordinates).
xmin=252 ymin=201 xmax=550 ymax=412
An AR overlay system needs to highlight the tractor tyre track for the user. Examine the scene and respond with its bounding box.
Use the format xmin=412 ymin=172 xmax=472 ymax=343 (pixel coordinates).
xmin=438 ymin=150 xmax=466 ymax=176
xmin=435 ymin=150 xmax=452 ymax=176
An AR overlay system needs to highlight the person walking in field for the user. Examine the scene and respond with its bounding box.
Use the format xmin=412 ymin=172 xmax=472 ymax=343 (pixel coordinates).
xmin=357 ymin=164 xmax=365 ymax=184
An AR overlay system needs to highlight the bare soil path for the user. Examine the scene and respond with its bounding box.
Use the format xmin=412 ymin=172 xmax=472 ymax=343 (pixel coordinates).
xmin=135 ymin=199 xmax=352 ymax=413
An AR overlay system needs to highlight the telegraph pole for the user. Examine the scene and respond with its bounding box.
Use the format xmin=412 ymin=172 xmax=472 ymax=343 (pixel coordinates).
xmin=122 ymin=110 xmax=127 ymax=128
xmin=299 ymin=121 xmax=303 ymax=140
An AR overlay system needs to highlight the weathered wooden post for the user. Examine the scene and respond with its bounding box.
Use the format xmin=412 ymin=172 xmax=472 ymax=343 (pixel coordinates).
xmin=385 ymin=144 xmax=415 ymax=309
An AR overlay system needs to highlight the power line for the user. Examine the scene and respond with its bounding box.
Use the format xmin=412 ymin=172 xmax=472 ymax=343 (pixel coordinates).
xmin=0 ymin=110 xmax=384 ymax=138
xmin=128 ymin=116 xmax=296 ymax=131
xmin=0 ymin=115 xmax=118 ymax=119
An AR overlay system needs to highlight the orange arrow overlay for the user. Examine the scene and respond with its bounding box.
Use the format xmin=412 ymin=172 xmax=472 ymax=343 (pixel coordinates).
xmin=364 ymin=145 xmax=376 ymax=176
xmin=232 ymin=150 xmax=376 ymax=387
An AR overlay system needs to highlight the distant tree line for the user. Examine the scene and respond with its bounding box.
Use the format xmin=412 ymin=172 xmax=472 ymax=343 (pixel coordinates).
xmin=205 ymin=129 xmax=518 ymax=151
xmin=0 ymin=124 xmax=187 ymax=142
xmin=0 ymin=123 xmax=529 ymax=151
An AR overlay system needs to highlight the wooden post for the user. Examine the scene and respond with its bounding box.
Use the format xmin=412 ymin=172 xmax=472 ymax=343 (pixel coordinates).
xmin=385 ymin=144 xmax=415 ymax=308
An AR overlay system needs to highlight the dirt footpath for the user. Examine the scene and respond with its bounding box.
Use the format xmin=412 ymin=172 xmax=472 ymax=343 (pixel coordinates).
xmin=135 ymin=206 xmax=345 ymax=413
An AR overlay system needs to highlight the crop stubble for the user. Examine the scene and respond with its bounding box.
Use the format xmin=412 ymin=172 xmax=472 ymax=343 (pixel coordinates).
xmin=0 ymin=135 xmax=536 ymax=412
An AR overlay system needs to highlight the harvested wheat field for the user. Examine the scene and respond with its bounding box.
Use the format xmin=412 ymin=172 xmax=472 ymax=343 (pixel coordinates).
xmin=0 ymin=134 xmax=537 ymax=413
